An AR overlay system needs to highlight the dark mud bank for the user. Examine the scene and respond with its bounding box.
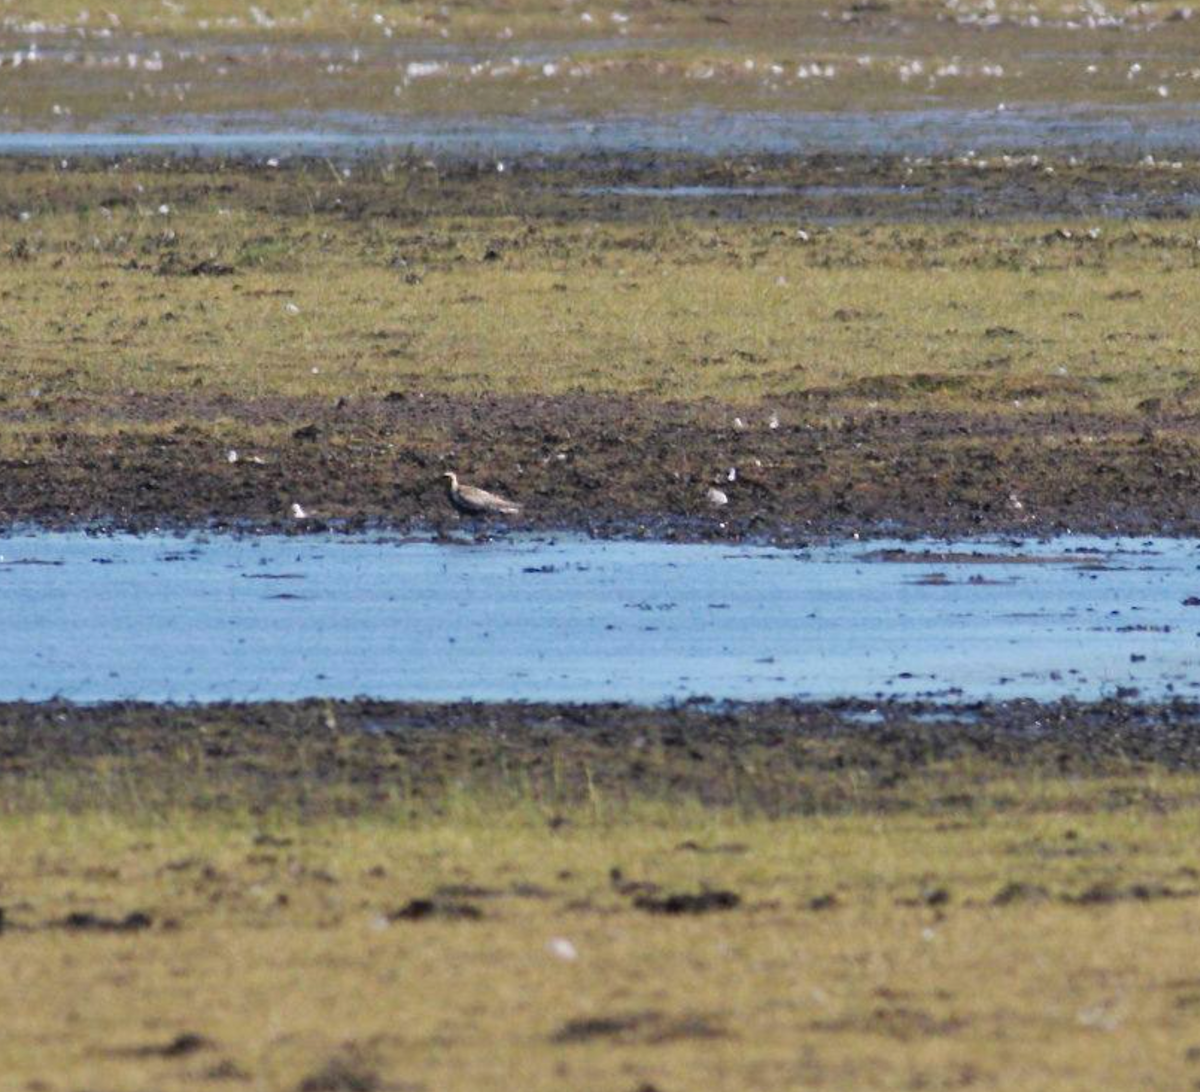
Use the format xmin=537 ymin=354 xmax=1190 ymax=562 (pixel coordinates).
xmin=4 ymin=396 xmax=1200 ymax=539
xmin=6 ymin=149 xmax=1200 ymax=224
xmin=4 ymin=697 xmax=1200 ymax=813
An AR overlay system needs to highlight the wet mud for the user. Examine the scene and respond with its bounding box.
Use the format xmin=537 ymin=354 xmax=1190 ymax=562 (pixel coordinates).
xmin=5 ymin=696 xmax=1200 ymax=814
xmin=3 ymin=393 xmax=1199 ymax=539
xmin=6 ymin=150 xmax=1200 ymax=224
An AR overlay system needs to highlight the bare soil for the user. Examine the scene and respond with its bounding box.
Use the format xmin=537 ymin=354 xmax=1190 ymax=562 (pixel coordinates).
xmin=3 ymin=392 xmax=1199 ymax=538
xmin=4 ymin=696 xmax=1200 ymax=815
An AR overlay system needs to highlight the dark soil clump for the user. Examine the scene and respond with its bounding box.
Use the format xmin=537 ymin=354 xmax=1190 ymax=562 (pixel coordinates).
xmin=633 ymin=890 xmax=742 ymax=915
xmin=388 ymin=898 xmax=484 ymax=922
xmin=54 ymin=910 xmax=154 ymax=933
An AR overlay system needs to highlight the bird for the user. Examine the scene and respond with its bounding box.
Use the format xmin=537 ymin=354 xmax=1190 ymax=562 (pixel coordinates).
xmin=441 ymin=471 xmax=521 ymax=517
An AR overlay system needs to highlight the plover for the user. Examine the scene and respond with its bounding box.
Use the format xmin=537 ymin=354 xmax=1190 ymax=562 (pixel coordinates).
xmin=442 ymin=472 xmax=521 ymax=517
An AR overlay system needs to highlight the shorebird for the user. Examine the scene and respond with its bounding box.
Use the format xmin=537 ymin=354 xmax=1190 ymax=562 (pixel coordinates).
xmin=441 ymin=472 xmax=521 ymax=517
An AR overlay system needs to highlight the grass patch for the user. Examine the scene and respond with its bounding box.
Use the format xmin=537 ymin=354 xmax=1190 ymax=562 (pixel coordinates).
xmin=3 ymin=0 xmax=1199 ymax=125
xmin=2 ymin=775 xmax=1200 ymax=1089
xmin=2 ymin=702 xmax=1200 ymax=1088
xmin=2 ymin=160 xmax=1199 ymax=421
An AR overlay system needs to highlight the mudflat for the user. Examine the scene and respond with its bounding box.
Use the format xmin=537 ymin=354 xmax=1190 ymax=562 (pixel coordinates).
xmin=4 ymin=156 xmax=1200 ymax=536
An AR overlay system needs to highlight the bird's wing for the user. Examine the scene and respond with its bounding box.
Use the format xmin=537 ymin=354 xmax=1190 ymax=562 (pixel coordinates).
xmin=463 ymin=485 xmax=520 ymax=512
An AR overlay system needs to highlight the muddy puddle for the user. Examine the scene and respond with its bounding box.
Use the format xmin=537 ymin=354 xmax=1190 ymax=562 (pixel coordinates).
xmin=5 ymin=104 xmax=1200 ymax=160
xmin=3 ymin=531 xmax=1199 ymax=704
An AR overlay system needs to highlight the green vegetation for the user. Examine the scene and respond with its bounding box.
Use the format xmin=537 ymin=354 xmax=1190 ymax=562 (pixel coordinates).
xmin=2 ymin=717 xmax=1199 ymax=1092
xmin=3 ymin=0 xmax=1200 ymax=125
xmin=2 ymin=160 xmax=1199 ymax=423
xmin=2 ymin=0 xmax=1190 ymax=38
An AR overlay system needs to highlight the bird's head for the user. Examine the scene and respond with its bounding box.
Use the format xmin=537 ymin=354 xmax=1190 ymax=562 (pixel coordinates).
xmin=441 ymin=471 xmax=457 ymax=487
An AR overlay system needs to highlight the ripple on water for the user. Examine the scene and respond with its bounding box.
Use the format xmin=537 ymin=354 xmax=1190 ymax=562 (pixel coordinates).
xmin=2 ymin=531 xmax=1199 ymax=704
xmin=6 ymin=104 xmax=1200 ymax=160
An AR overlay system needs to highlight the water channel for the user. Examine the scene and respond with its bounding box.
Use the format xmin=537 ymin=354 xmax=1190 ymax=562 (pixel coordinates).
xmin=3 ymin=530 xmax=1198 ymax=704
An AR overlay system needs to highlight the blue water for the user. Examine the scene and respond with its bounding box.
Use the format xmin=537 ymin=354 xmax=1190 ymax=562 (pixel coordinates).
xmin=3 ymin=104 xmax=1198 ymax=160
xmin=2 ymin=531 xmax=1198 ymax=704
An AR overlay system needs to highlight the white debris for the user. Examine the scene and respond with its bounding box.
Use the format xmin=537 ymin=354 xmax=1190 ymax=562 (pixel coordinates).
xmin=733 ymin=417 xmax=746 ymax=430
xmin=548 ymin=937 xmax=578 ymax=961
xmin=405 ymin=60 xmax=444 ymax=79
xmin=727 ymin=467 xmax=737 ymax=482
xmin=768 ymin=412 xmax=780 ymax=430
xmin=157 ymin=203 xmax=170 ymax=215
xmin=707 ymin=487 xmax=729 ymax=507
xmin=285 ymin=302 xmax=301 ymax=314
xmin=226 ymin=449 xmax=239 ymax=463
xmin=291 ymin=503 xmax=308 ymax=519
xmin=1077 ymin=1003 xmax=1121 ymax=1031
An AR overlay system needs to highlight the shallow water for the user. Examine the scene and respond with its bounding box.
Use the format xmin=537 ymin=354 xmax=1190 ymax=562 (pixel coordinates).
xmin=4 ymin=104 xmax=1199 ymax=160
xmin=576 ymin=183 xmax=897 ymax=198
xmin=3 ymin=531 xmax=1199 ymax=704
